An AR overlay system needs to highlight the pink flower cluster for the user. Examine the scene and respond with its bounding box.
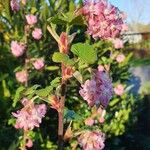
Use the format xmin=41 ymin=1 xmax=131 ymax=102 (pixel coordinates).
xmin=11 ymin=41 xmax=26 ymax=57
xmin=114 ymin=84 xmax=124 ymax=96
xmin=79 ymin=69 xmax=113 ymax=108
xmin=10 ymin=0 xmax=20 ymax=12
xmin=78 ymin=130 xmax=105 ymax=150
xmin=82 ymin=0 xmax=128 ymax=39
xmin=12 ymin=98 xmax=47 ymax=131
xmin=15 ymin=70 xmax=28 ymax=83
xmin=25 ymin=14 xmax=37 ymax=25
xmin=32 ymin=58 xmax=45 ymax=70
xmin=32 ymin=28 xmax=42 ymax=40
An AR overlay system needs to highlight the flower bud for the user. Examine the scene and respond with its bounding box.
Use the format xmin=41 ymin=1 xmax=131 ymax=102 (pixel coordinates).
xmin=64 ymin=67 xmax=74 ymax=80
xmin=15 ymin=70 xmax=28 ymax=83
xmin=64 ymin=127 xmax=73 ymax=141
xmin=84 ymin=117 xmax=94 ymax=126
xmin=50 ymin=95 xmax=61 ymax=111
xmin=114 ymin=84 xmax=124 ymax=96
xmin=59 ymin=32 xmax=68 ymax=54
xmin=116 ymin=54 xmax=125 ymax=63
xmin=33 ymin=58 xmax=45 ymax=70
xmin=10 ymin=0 xmax=20 ymax=12
xmin=11 ymin=41 xmax=26 ymax=57
xmin=26 ymin=138 xmax=33 ymax=148
xmin=32 ymin=28 xmax=42 ymax=40
xmin=25 ymin=14 xmax=37 ymax=25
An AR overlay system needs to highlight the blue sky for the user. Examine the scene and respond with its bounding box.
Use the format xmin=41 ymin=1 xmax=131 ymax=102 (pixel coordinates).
xmin=109 ymin=0 xmax=150 ymax=24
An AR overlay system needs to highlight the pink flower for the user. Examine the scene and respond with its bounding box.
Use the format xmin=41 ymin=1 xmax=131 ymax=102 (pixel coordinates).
xmin=85 ymin=117 xmax=94 ymax=126
xmin=11 ymin=41 xmax=26 ymax=57
xmin=12 ymin=98 xmax=47 ymax=131
xmin=114 ymin=84 xmax=124 ymax=96
xmin=26 ymin=138 xmax=33 ymax=148
xmin=99 ymin=117 xmax=105 ymax=123
xmin=79 ymin=69 xmax=113 ymax=108
xmin=15 ymin=70 xmax=28 ymax=83
xmin=82 ymin=0 xmax=127 ymax=39
xmin=33 ymin=58 xmax=45 ymax=70
xmin=78 ymin=130 xmax=105 ymax=150
xmin=10 ymin=0 xmax=20 ymax=12
xmin=98 ymin=65 xmax=104 ymax=72
xmin=25 ymin=14 xmax=37 ymax=25
xmin=116 ymin=54 xmax=125 ymax=63
xmin=79 ymin=79 xmax=97 ymax=106
xmin=32 ymin=28 xmax=42 ymax=40
xmin=113 ymin=38 xmax=124 ymax=49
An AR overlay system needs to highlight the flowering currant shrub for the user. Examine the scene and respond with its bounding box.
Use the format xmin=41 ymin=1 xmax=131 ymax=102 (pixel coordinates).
xmin=0 ymin=0 xmax=140 ymax=149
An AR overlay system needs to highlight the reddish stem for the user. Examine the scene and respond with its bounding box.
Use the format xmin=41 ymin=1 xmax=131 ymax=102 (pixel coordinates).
xmin=58 ymin=64 xmax=66 ymax=150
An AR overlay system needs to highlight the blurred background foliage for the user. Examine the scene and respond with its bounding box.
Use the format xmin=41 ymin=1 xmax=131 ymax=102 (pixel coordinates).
xmin=0 ymin=0 xmax=150 ymax=150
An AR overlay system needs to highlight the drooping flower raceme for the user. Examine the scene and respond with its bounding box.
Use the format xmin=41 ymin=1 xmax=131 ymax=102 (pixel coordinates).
xmin=32 ymin=58 xmax=45 ymax=70
xmin=25 ymin=14 xmax=37 ymax=25
xmin=11 ymin=41 xmax=26 ymax=57
xmin=79 ymin=69 xmax=113 ymax=108
xmin=15 ymin=70 xmax=28 ymax=83
xmin=10 ymin=0 xmax=20 ymax=12
xmin=12 ymin=98 xmax=47 ymax=131
xmin=32 ymin=28 xmax=42 ymax=40
xmin=78 ymin=130 xmax=105 ymax=150
xmin=82 ymin=0 xmax=127 ymax=39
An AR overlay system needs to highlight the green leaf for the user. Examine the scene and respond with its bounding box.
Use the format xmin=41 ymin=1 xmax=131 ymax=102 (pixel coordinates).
xmin=24 ymin=85 xmax=40 ymax=96
xmin=71 ymin=43 xmax=97 ymax=64
xmin=8 ymin=118 xmax=16 ymax=125
xmin=109 ymin=98 xmax=120 ymax=107
xmin=130 ymin=58 xmax=150 ymax=67
xmin=52 ymin=52 xmax=69 ymax=63
xmin=52 ymin=52 xmax=75 ymax=66
xmin=13 ymin=86 xmax=25 ymax=107
xmin=36 ymin=86 xmax=53 ymax=97
xmin=0 ymin=73 xmax=8 ymax=81
xmin=2 ymin=80 xmax=10 ymax=97
xmin=69 ymin=0 xmax=75 ymax=12
xmin=70 ymin=15 xmax=86 ymax=26
xmin=48 ymin=12 xmax=85 ymax=26
xmin=48 ymin=15 xmax=67 ymax=25
xmin=31 ymin=7 xmax=37 ymax=14
xmin=45 ymin=66 xmax=59 ymax=71
xmin=51 ymin=77 xmax=61 ymax=88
